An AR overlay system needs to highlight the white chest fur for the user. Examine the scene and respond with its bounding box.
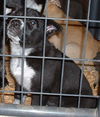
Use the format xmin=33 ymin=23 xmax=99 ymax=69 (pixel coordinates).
xmin=10 ymin=42 xmax=36 ymax=91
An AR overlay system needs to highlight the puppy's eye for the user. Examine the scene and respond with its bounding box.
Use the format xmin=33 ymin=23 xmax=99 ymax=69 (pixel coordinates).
xmin=30 ymin=20 xmax=36 ymax=25
xmin=27 ymin=20 xmax=37 ymax=29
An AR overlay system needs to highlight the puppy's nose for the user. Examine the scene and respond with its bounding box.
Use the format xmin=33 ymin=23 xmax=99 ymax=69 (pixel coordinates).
xmin=10 ymin=19 xmax=21 ymax=29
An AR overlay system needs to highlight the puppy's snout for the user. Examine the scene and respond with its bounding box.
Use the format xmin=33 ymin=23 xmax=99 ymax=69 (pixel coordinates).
xmin=10 ymin=19 xmax=21 ymax=29
xmin=7 ymin=18 xmax=24 ymax=37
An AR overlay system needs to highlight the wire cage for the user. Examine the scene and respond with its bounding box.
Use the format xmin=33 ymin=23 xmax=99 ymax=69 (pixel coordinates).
xmin=0 ymin=0 xmax=100 ymax=116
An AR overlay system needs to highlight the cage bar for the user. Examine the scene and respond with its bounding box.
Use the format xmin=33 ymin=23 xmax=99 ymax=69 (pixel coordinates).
xmin=78 ymin=0 xmax=92 ymax=108
xmin=98 ymin=99 xmax=100 ymax=117
xmin=0 ymin=104 xmax=97 ymax=117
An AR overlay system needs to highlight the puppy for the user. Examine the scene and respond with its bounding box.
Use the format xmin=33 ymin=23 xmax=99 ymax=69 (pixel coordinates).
xmin=0 ymin=0 xmax=46 ymax=88
xmin=46 ymin=2 xmax=100 ymax=65
xmin=7 ymin=8 xmax=97 ymax=108
xmin=47 ymin=2 xmax=100 ymax=88
xmin=44 ymin=0 xmax=84 ymax=19
xmin=6 ymin=0 xmax=46 ymax=14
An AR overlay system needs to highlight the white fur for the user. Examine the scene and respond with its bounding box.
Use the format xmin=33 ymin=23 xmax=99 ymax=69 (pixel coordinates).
xmin=27 ymin=0 xmax=42 ymax=12
xmin=9 ymin=35 xmax=36 ymax=91
xmin=6 ymin=8 xmax=12 ymax=14
xmin=7 ymin=32 xmax=20 ymax=44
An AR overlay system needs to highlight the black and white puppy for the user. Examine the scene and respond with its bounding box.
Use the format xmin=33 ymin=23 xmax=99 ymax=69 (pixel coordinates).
xmin=7 ymin=8 xmax=97 ymax=108
xmin=0 ymin=0 xmax=46 ymax=88
xmin=6 ymin=0 xmax=46 ymax=14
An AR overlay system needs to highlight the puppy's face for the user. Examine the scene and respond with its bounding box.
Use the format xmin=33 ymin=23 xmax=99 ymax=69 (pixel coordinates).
xmin=7 ymin=17 xmax=42 ymax=46
xmin=7 ymin=8 xmax=62 ymax=48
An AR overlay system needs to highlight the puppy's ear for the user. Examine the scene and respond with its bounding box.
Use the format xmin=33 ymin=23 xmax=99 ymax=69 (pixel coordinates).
xmin=46 ymin=20 xmax=62 ymax=38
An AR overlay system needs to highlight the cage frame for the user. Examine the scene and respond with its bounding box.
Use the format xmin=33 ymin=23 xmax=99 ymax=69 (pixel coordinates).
xmin=0 ymin=0 xmax=99 ymax=116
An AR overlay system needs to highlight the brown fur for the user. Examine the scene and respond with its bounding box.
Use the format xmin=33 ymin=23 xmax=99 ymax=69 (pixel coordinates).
xmin=46 ymin=3 xmax=100 ymax=65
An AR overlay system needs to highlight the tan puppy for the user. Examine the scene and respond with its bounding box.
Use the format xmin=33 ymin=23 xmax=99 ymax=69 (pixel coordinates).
xmin=45 ymin=2 xmax=100 ymax=65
